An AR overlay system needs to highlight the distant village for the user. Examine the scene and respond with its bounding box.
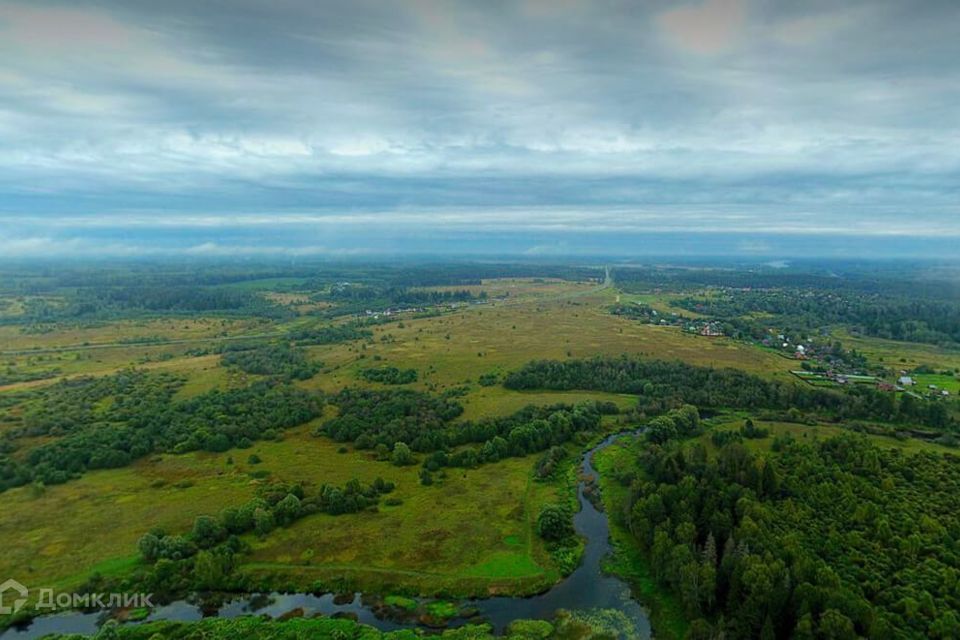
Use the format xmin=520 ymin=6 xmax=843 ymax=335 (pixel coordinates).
xmin=611 ymin=300 xmax=957 ymax=400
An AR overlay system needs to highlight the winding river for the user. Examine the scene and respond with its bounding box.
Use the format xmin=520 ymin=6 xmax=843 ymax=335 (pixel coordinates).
xmin=2 ymin=431 xmax=650 ymax=639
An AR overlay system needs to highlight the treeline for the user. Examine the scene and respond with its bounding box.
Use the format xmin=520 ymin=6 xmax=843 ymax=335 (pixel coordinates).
xmin=1 ymin=261 xmax=601 ymax=295
xmin=612 ymin=263 xmax=960 ymax=299
xmin=358 ymin=366 xmax=418 ymax=385
xmin=321 ymin=284 xmax=483 ymax=317
xmin=675 ymin=288 xmax=960 ymax=346
xmin=7 ymin=286 xmax=288 ymax=325
xmin=384 ymin=263 xmax=602 ymax=287
xmin=329 ymin=284 xmax=479 ymax=305
xmin=0 ymin=261 xmax=603 ymax=325
xmin=503 ymin=357 xmax=955 ymax=430
xmin=318 ymin=388 xmax=612 ymax=469
xmin=622 ymin=430 xmax=960 ymax=638
xmin=221 ymin=344 xmax=321 ymax=380
xmin=394 ymin=289 xmax=485 ymax=305
xmin=419 ymin=401 xmax=610 ymax=475
xmin=321 ymin=388 xmax=464 ymax=449
xmin=0 ymin=373 xmax=321 ymax=491
xmin=287 ymin=323 xmax=372 ymax=345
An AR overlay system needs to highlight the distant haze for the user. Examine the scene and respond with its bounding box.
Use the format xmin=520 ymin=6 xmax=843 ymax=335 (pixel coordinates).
xmin=1 ymin=1 xmax=958 ymax=257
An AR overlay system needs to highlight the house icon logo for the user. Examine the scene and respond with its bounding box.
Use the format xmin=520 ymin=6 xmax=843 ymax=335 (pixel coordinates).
xmin=0 ymin=578 xmax=28 ymax=614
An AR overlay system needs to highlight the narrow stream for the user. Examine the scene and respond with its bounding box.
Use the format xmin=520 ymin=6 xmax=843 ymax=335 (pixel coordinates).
xmin=2 ymin=431 xmax=650 ymax=639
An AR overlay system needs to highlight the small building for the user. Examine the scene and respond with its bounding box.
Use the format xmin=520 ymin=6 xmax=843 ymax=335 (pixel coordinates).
xmin=699 ymin=323 xmax=724 ymax=337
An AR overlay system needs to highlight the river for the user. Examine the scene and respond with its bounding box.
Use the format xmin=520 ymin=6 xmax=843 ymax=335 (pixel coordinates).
xmin=2 ymin=431 xmax=650 ymax=639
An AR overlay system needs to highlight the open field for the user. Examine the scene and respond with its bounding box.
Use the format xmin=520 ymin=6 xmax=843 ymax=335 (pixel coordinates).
xmin=0 ymin=317 xmax=272 ymax=353
xmin=912 ymin=372 xmax=960 ymax=395
xmin=0 ymin=423 xmax=570 ymax=597
xmin=296 ymin=291 xmax=796 ymax=401
xmin=0 ymin=279 xmax=792 ymax=396
xmin=616 ymin=291 xmax=705 ymax=318
xmin=832 ymin=328 xmax=960 ymax=371
xmin=242 ymin=433 xmax=568 ymax=596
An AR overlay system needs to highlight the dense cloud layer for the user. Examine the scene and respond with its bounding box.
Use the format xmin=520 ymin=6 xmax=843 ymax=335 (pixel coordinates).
xmin=1 ymin=0 xmax=958 ymax=256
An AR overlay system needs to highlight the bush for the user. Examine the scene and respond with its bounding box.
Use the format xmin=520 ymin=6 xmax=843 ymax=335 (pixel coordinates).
xmin=359 ymin=367 xmax=418 ymax=385
xmin=391 ymin=442 xmax=415 ymax=466
xmin=537 ymin=503 xmax=574 ymax=541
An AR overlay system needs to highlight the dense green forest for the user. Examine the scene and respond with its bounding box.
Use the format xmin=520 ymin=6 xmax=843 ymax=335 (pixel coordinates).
xmin=619 ymin=427 xmax=960 ymax=638
xmin=358 ymin=366 xmax=419 ymax=385
xmin=319 ymin=388 xmax=613 ymax=468
xmin=611 ymin=264 xmax=960 ymax=347
xmin=0 ymin=371 xmax=321 ymax=491
xmin=611 ymin=263 xmax=960 ymax=299
xmin=504 ymin=357 xmax=956 ymax=431
xmin=675 ymin=289 xmax=960 ymax=347
xmin=288 ymin=322 xmax=373 ymax=345
xmin=221 ymin=343 xmax=322 ymax=380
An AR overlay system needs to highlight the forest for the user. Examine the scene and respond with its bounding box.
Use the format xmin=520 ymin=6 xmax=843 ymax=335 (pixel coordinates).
xmin=620 ymin=424 xmax=960 ymax=638
xmin=319 ymin=388 xmax=612 ymax=469
xmin=0 ymin=371 xmax=321 ymax=490
xmin=504 ymin=357 xmax=956 ymax=431
xmin=675 ymin=289 xmax=960 ymax=347
xmin=358 ymin=366 xmax=419 ymax=385
xmin=221 ymin=343 xmax=322 ymax=380
xmin=611 ymin=263 xmax=960 ymax=348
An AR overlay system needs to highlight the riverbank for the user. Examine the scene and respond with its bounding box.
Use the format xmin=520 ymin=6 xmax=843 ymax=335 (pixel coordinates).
xmin=1 ymin=432 xmax=654 ymax=639
xmin=592 ymin=435 xmax=689 ymax=640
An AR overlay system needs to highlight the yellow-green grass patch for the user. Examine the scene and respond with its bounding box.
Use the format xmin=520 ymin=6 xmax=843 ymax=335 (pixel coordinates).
xmin=832 ymin=328 xmax=960 ymax=372
xmin=241 ymin=435 xmax=566 ymax=596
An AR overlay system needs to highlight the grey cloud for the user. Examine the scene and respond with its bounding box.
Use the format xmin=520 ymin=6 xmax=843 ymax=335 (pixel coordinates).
xmin=0 ymin=0 xmax=958 ymax=255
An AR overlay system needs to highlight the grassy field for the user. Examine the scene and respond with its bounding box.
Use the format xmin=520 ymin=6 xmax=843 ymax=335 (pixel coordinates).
xmin=616 ymin=292 xmax=705 ymax=318
xmin=912 ymin=372 xmax=960 ymax=395
xmin=295 ymin=290 xmax=794 ymax=402
xmin=832 ymin=328 xmax=960 ymax=372
xmin=241 ymin=431 xmax=568 ymax=596
xmin=0 ymin=317 xmax=271 ymax=353
xmin=0 ymin=423 xmax=570 ymax=597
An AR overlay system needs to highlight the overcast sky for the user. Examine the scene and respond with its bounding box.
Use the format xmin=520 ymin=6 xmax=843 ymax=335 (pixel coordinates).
xmin=1 ymin=0 xmax=958 ymax=258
